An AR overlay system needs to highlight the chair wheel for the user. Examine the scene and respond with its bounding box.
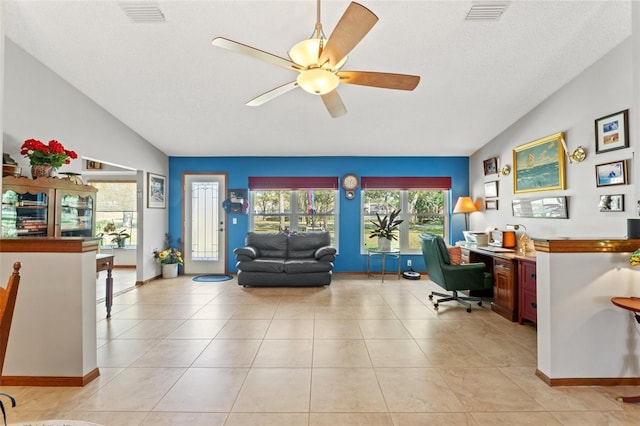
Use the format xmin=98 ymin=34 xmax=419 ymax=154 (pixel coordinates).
xmin=478 ymin=301 xmax=483 ymax=307
xmin=428 ymin=294 xmax=433 ymax=300
xmin=433 ymin=303 xmax=439 ymax=310
xmin=467 ymin=307 xmax=472 ymax=313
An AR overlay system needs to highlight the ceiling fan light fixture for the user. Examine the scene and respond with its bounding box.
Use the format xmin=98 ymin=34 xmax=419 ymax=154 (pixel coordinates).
xmin=297 ymin=68 xmax=339 ymax=95
xmin=289 ymin=38 xmax=323 ymax=67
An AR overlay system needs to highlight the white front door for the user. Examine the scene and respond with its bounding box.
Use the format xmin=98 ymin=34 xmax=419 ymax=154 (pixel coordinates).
xmin=182 ymin=173 xmax=226 ymax=274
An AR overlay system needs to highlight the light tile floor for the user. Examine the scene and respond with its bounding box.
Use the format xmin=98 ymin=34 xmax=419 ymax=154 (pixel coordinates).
xmin=3 ymin=273 xmax=640 ymax=425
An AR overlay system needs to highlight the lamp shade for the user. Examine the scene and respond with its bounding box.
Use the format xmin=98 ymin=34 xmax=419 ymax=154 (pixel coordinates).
xmin=289 ymin=38 xmax=322 ymax=67
xmin=453 ymin=196 xmax=478 ymax=214
xmin=296 ymin=68 xmax=340 ymax=95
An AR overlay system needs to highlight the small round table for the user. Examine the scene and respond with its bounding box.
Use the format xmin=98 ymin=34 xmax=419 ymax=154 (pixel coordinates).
xmin=367 ymin=248 xmax=401 ymax=283
xmin=610 ymin=297 xmax=640 ymax=403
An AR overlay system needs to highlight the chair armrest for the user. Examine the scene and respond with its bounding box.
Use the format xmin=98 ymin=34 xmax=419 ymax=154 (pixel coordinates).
xmin=234 ymin=246 xmax=258 ymax=259
xmin=314 ymin=246 xmax=337 ymax=260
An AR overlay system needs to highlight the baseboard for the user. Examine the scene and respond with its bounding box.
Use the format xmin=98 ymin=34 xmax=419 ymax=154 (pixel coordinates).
xmin=0 ymin=368 xmax=100 ymax=387
xmin=535 ymin=369 xmax=640 ymax=386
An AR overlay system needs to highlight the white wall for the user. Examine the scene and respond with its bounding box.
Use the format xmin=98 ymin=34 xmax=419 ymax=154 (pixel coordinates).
xmin=470 ymin=37 xmax=634 ymax=240
xmin=1 ymin=39 xmax=167 ymax=282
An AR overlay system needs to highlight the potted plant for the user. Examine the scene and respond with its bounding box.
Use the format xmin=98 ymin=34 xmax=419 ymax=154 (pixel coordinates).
xmin=154 ymin=247 xmax=184 ymax=278
xmin=109 ymin=229 xmax=131 ymax=248
xmin=368 ymin=208 xmax=403 ymax=251
xmin=20 ymin=138 xmax=78 ymax=178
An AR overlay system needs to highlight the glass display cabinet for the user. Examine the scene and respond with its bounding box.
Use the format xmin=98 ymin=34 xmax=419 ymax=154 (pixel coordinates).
xmin=1 ymin=176 xmax=97 ymax=238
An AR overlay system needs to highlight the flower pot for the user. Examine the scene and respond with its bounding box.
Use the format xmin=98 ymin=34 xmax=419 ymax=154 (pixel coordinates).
xmin=162 ymin=263 xmax=179 ymax=278
xmin=378 ymin=237 xmax=391 ymax=251
xmin=31 ymin=164 xmax=55 ymax=179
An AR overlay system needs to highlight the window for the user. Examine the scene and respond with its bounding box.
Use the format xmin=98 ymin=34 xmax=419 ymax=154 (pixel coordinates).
xmin=361 ymin=177 xmax=451 ymax=253
xmin=90 ymin=181 xmax=137 ymax=247
xmin=249 ymin=177 xmax=338 ymax=246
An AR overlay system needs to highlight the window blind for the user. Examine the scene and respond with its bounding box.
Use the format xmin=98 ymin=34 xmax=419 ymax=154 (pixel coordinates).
xmin=248 ymin=177 xmax=338 ymax=190
xmin=361 ymin=177 xmax=452 ymax=190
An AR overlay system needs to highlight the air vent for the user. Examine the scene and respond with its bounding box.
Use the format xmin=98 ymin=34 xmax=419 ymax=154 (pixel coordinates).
xmin=465 ymin=1 xmax=510 ymax=21
xmin=120 ymin=2 xmax=166 ymax=23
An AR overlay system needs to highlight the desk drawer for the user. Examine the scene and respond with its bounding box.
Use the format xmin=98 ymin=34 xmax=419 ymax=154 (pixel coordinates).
xmin=519 ymin=259 xmax=536 ymax=291
xmin=494 ymin=256 xmax=513 ymax=271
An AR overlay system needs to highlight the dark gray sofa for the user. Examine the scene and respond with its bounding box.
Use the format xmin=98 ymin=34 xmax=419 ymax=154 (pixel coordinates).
xmin=234 ymin=231 xmax=336 ymax=287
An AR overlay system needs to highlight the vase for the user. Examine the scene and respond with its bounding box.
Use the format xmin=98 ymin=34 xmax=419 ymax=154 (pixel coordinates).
xmin=31 ymin=164 xmax=56 ymax=179
xmin=378 ymin=237 xmax=391 ymax=251
xmin=162 ymin=263 xmax=179 ymax=278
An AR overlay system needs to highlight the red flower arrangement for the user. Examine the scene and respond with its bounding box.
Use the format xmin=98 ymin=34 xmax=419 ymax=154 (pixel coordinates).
xmin=20 ymin=139 xmax=78 ymax=168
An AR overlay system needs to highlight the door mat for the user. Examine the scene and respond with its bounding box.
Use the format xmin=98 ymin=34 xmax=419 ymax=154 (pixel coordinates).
xmin=192 ymin=274 xmax=233 ymax=282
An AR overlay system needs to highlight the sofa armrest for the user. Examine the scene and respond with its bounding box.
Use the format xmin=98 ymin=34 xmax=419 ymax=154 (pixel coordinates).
xmin=234 ymin=246 xmax=258 ymax=260
xmin=314 ymin=246 xmax=337 ymax=261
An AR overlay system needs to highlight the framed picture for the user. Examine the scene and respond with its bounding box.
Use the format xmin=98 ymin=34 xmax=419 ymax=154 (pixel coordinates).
xmin=512 ymin=196 xmax=568 ymax=219
xmin=147 ymin=172 xmax=166 ymax=208
xmin=484 ymin=181 xmax=498 ymax=198
xmin=483 ymin=157 xmax=498 ymax=175
xmin=86 ymin=160 xmax=102 ymax=170
xmin=599 ymin=194 xmax=624 ymax=212
xmin=513 ymin=132 xmax=566 ymax=194
xmin=595 ymin=109 xmax=629 ymax=154
xmin=595 ymin=160 xmax=626 ymax=187
xmin=485 ymin=199 xmax=498 ymax=210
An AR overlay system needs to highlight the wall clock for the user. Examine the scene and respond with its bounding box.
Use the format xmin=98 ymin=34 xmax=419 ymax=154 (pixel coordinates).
xmin=342 ymin=174 xmax=358 ymax=200
xmin=342 ymin=174 xmax=358 ymax=190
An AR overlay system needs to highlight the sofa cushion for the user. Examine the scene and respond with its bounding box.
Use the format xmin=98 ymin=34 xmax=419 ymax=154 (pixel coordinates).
xmin=447 ymin=246 xmax=462 ymax=265
xmin=288 ymin=231 xmax=331 ymax=258
xmin=237 ymin=258 xmax=285 ymax=273
xmin=284 ymin=259 xmax=333 ymax=274
xmin=245 ymin=232 xmax=288 ymax=258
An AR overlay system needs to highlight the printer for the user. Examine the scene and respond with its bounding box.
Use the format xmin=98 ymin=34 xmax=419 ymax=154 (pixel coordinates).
xmin=462 ymin=231 xmax=489 ymax=246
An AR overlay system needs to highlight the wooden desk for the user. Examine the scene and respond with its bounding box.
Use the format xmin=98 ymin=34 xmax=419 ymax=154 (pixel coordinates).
xmin=461 ymin=246 xmax=536 ymax=322
xmin=96 ymin=254 xmax=114 ymax=318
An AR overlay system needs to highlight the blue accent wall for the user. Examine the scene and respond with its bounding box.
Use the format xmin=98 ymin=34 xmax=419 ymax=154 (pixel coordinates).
xmin=169 ymin=156 xmax=469 ymax=273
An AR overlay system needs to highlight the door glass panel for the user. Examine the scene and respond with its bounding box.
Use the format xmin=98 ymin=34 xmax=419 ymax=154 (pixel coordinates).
xmin=191 ymin=181 xmax=219 ymax=260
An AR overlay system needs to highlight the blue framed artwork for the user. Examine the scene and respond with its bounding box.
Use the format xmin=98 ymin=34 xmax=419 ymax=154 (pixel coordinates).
xmin=513 ymin=132 xmax=566 ymax=194
xmin=595 ymin=109 xmax=629 ymax=154
xmin=595 ymin=160 xmax=626 ymax=187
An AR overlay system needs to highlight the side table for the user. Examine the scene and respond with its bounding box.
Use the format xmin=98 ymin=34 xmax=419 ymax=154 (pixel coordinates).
xmin=367 ymin=248 xmax=401 ymax=282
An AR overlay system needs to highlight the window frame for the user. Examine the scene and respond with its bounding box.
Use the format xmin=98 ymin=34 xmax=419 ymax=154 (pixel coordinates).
xmin=361 ymin=188 xmax=450 ymax=254
xmin=249 ymin=188 xmax=339 ymax=248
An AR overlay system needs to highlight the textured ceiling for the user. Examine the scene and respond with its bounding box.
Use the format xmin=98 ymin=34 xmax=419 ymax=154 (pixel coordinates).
xmin=2 ymin=0 xmax=632 ymax=157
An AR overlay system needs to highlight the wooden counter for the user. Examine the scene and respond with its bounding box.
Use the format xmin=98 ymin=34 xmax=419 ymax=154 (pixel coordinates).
xmin=534 ymin=237 xmax=640 ymax=253
xmin=0 ymin=237 xmax=100 ymax=386
xmin=532 ymin=237 xmax=640 ymax=386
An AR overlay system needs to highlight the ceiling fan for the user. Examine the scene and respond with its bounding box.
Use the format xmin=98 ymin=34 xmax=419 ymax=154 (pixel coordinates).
xmin=212 ymin=0 xmax=420 ymax=118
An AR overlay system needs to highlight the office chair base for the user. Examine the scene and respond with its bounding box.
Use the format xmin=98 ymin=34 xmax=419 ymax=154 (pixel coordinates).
xmin=429 ymin=290 xmax=483 ymax=313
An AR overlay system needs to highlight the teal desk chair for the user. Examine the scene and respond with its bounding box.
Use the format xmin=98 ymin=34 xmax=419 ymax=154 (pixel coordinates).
xmin=420 ymin=233 xmax=492 ymax=312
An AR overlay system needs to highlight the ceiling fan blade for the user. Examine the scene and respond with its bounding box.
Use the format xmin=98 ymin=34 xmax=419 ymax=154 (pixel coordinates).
xmin=321 ymin=90 xmax=347 ymax=118
xmin=246 ymin=81 xmax=299 ymax=107
xmin=337 ymin=71 xmax=420 ymax=91
xmin=319 ymin=2 xmax=378 ymax=69
xmin=212 ymin=37 xmax=302 ymax=71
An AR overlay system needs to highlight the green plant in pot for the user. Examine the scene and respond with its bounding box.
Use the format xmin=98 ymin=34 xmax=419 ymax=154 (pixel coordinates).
xmin=368 ymin=208 xmax=403 ymax=251
xmin=109 ymin=229 xmax=131 ymax=248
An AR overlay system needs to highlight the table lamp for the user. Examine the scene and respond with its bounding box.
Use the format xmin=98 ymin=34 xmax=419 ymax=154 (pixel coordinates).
xmin=453 ymin=196 xmax=478 ymax=231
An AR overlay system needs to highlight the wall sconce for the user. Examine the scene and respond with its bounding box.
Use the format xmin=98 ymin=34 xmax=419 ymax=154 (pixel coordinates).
xmin=560 ymin=137 xmax=587 ymax=163
xmin=567 ymin=146 xmax=587 ymax=163
xmin=500 ymin=165 xmax=511 ymax=176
